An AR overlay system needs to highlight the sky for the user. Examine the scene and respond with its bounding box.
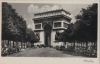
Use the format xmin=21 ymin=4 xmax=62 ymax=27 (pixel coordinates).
xmin=10 ymin=3 xmax=92 ymax=30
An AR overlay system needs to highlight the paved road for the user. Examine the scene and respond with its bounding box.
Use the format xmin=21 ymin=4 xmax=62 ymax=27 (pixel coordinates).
xmin=7 ymin=47 xmax=83 ymax=57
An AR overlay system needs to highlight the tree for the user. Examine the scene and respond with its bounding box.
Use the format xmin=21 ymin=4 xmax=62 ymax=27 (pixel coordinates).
xmin=2 ymin=2 xmax=28 ymax=51
xmin=2 ymin=2 xmax=20 ymax=41
xmin=75 ymin=3 xmax=97 ymax=42
xmin=26 ymin=29 xmax=39 ymax=47
xmin=62 ymin=3 xmax=97 ymax=42
xmin=61 ymin=3 xmax=97 ymax=52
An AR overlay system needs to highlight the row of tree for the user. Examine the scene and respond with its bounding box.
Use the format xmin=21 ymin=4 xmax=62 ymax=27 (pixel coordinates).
xmin=2 ymin=2 xmax=39 ymax=48
xmin=54 ymin=4 xmax=97 ymax=57
xmin=61 ymin=3 xmax=97 ymax=43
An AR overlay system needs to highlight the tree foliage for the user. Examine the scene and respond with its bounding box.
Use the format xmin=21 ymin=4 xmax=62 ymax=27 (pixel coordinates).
xmin=2 ymin=2 xmax=38 ymax=43
xmin=2 ymin=2 xmax=21 ymax=41
xmin=62 ymin=3 xmax=97 ymax=42
xmin=26 ymin=29 xmax=39 ymax=43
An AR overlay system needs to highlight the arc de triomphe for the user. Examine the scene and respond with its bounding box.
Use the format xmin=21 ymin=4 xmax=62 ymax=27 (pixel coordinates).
xmin=33 ymin=9 xmax=72 ymax=47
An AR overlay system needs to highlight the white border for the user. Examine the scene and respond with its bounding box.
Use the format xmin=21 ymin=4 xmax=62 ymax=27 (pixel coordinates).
xmin=0 ymin=0 xmax=99 ymax=64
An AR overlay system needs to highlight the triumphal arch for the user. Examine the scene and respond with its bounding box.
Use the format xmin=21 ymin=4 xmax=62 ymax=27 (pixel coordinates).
xmin=33 ymin=9 xmax=72 ymax=47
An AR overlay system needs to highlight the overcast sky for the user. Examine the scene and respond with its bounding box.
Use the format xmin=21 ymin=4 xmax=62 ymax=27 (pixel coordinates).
xmin=10 ymin=3 xmax=92 ymax=30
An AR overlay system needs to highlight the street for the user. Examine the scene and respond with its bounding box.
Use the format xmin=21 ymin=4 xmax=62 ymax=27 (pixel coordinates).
xmin=7 ymin=47 xmax=84 ymax=57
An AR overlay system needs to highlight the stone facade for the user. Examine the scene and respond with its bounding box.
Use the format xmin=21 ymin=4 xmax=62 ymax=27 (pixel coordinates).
xmin=33 ymin=9 xmax=72 ymax=47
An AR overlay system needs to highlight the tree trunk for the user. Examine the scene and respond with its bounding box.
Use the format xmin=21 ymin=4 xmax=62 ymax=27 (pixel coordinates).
xmin=73 ymin=40 xmax=75 ymax=49
xmin=8 ymin=40 xmax=10 ymax=47
xmin=21 ymin=41 xmax=23 ymax=49
xmin=9 ymin=41 xmax=11 ymax=47
xmin=86 ymin=41 xmax=88 ymax=50
xmin=24 ymin=42 xmax=25 ymax=49
xmin=13 ymin=41 xmax=14 ymax=48
xmin=2 ymin=40 xmax=4 ymax=48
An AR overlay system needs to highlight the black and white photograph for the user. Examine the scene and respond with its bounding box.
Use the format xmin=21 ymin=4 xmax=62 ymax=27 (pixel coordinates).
xmin=1 ymin=2 xmax=98 ymax=58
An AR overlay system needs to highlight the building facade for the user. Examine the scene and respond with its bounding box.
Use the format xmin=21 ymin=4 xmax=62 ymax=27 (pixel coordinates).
xmin=33 ymin=9 xmax=72 ymax=47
